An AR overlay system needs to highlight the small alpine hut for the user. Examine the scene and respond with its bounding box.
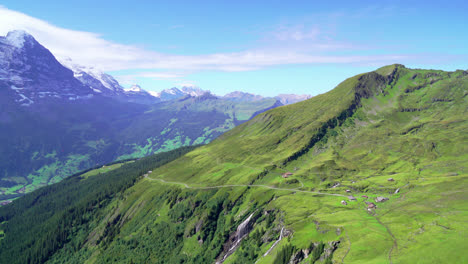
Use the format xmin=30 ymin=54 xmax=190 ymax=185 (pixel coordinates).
xmin=282 ymin=172 xmax=293 ymax=178
xmin=375 ymin=197 xmax=389 ymax=203
xmin=367 ymin=203 xmax=377 ymax=210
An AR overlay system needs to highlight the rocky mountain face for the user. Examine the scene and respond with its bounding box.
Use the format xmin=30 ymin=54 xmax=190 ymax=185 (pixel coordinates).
xmin=0 ymin=30 xmax=97 ymax=106
xmin=59 ymin=57 xmax=125 ymax=96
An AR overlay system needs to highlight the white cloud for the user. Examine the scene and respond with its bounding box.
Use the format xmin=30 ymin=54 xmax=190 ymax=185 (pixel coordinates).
xmin=0 ymin=6 xmax=410 ymax=75
xmin=272 ymin=24 xmax=320 ymax=41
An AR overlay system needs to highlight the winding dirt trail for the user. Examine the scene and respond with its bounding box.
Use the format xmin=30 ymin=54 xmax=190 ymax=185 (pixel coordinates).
xmin=145 ymin=176 xmax=348 ymax=198
xmin=374 ymin=214 xmax=398 ymax=264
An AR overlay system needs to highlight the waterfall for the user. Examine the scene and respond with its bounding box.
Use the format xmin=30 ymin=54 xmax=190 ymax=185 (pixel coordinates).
xmin=264 ymin=227 xmax=284 ymax=256
xmin=216 ymin=212 xmax=255 ymax=263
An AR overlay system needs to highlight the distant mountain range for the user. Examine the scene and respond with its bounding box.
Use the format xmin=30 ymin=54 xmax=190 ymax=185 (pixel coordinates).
xmin=60 ymin=56 xmax=311 ymax=105
xmin=0 ymin=30 xmax=305 ymax=200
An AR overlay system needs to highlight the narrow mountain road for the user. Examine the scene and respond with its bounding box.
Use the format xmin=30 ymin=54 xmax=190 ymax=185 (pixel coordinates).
xmin=144 ymin=175 xmax=348 ymax=198
xmin=373 ymin=214 xmax=398 ymax=264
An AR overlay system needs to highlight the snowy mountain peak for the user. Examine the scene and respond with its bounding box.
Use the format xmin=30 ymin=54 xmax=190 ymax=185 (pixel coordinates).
xmin=4 ymin=30 xmax=35 ymax=49
xmin=151 ymin=86 xmax=209 ymax=101
xmin=180 ymin=86 xmax=208 ymax=97
xmin=59 ymin=57 xmax=124 ymax=94
xmin=126 ymin=84 xmax=143 ymax=92
xmin=148 ymin=90 xmax=161 ymax=97
xmin=165 ymin=87 xmax=180 ymax=95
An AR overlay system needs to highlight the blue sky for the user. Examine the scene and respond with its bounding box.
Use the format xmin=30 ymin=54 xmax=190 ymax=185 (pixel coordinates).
xmin=1 ymin=0 xmax=467 ymax=96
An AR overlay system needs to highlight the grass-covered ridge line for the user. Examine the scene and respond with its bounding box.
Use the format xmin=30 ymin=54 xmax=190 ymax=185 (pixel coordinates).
xmin=0 ymin=65 xmax=467 ymax=263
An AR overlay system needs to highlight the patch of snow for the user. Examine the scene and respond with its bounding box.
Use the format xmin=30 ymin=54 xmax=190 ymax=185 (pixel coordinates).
xmin=10 ymin=75 xmax=23 ymax=82
xmin=5 ymin=30 xmax=32 ymax=49
xmin=125 ymin=84 xmax=143 ymax=92
xmin=148 ymin=90 xmax=161 ymax=97
xmin=165 ymin=87 xmax=180 ymax=95
xmin=16 ymin=93 xmax=34 ymax=105
xmin=59 ymin=57 xmax=123 ymax=91
xmin=10 ymin=85 xmax=24 ymax=91
xmin=92 ymin=88 xmax=102 ymax=93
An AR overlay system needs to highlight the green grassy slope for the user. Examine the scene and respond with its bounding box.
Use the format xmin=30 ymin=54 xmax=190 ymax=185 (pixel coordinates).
xmin=0 ymin=65 xmax=466 ymax=264
xmin=128 ymin=65 xmax=468 ymax=263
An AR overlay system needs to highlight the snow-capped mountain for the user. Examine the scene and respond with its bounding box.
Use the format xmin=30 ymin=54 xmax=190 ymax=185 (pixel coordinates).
xmin=60 ymin=59 xmax=160 ymax=104
xmin=59 ymin=58 xmax=124 ymax=96
xmin=124 ymin=84 xmax=144 ymax=93
xmin=0 ymin=30 xmax=311 ymax=108
xmin=180 ymin=86 xmax=208 ymax=97
xmin=0 ymin=30 xmax=98 ymax=106
xmin=151 ymin=86 xmax=209 ymax=101
xmin=123 ymin=84 xmax=160 ymax=104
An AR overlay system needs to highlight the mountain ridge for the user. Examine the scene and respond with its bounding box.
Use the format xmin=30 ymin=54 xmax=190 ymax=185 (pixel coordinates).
xmin=1 ymin=64 xmax=465 ymax=263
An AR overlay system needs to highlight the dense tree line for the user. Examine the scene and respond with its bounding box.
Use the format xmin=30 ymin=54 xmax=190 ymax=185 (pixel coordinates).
xmin=0 ymin=145 xmax=198 ymax=264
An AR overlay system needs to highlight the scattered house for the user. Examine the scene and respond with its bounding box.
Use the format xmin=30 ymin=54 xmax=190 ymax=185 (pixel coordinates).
xmin=348 ymin=196 xmax=357 ymax=201
xmin=375 ymin=197 xmax=389 ymax=203
xmin=148 ymin=170 xmax=152 ymax=174
xmin=341 ymin=200 xmax=348 ymax=205
xmin=362 ymin=195 xmax=368 ymax=199
xmin=331 ymin=182 xmax=341 ymax=188
xmin=282 ymin=172 xmax=293 ymax=178
xmin=388 ymin=178 xmax=395 ymax=182
xmin=346 ymin=189 xmax=351 ymax=193
xmin=367 ymin=203 xmax=377 ymax=210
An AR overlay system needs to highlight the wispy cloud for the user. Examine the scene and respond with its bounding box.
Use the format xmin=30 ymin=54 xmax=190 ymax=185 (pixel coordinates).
xmin=0 ymin=6 xmax=411 ymax=76
xmin=115 ymin=71 xmax=186 ymax=85
xmin=169 ymin=25 xmax=184 ymax=29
